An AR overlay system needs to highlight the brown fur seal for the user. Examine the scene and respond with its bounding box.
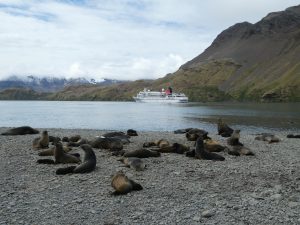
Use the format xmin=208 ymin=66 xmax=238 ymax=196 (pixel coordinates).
xmin=127 ymin=129 xmax=138 ymax=136
xmin=255 ymin=133 xmax=280 ymax=143
xmin=1 ymin=126 xmax=39 ymax=135
xmin=56 ymin=144 xmax=96 ymax=175
xmin=194 ymin=137 xmax=225 ymax=161
xmin=154 ymin=139 xmax=170 ymax=148
xmin=159 ymin=143 xmax=190 ymax=154
xmin=90 ymin=137 xmax=123 ymax=151
xmin=123 ymin=148 xmax=160 ymax=158
xmin=32 ymin=131 xmax=49 ymax=150
xmin=111 ymin=171 xmax=143 ymax=195
xmin=227 ymin=130 xmax=243 ymax=146
xmin=38 ymin=145 xmax=72 ymax=156
xmin=68 ymin=135 xmax=81 ymax=142
xmin=204 ymin=139 xmax=226 ymax=152
xmin=37 ymin=142 xmax=81 ymax=164
xmin=118 ymin=157 xmax=146 ymax=171
xmin=227 ymin=146 xmax=255 ymax=156
xmin=186 ymin=128 xmax=209 ymax=141
xmin=217 ymin=118 xmax=233 ymax=137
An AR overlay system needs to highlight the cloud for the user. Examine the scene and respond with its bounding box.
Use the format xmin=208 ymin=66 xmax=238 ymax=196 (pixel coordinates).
xmin=0 ymin=0 xmax=298 ymax=80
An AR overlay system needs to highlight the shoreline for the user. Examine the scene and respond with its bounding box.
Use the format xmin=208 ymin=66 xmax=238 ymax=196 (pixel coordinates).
xmin=0 ymin=127 xmax=299 ymax=224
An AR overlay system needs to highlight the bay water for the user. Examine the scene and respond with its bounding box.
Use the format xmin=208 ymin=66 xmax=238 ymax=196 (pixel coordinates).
xmin=0 ymin=101 xmax=299 ymax=133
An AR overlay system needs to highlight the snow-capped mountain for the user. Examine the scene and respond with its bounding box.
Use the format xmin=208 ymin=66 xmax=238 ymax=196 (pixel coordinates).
xmin=0 ymin=76 xmax=123 ymax=92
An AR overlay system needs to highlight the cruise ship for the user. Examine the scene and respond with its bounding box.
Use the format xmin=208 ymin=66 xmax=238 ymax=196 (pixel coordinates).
xmin=133 ymin=87 xmax=188 ymax=103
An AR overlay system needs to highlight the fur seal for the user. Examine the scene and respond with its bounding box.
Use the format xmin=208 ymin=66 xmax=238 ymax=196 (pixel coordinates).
xmin=227 ymin=130 xmax=243 ymax=146
xmin=255 ymin=133 xmax=280 ymax=143
xmin=56 ymin=144 xmax=97 ymax=175
xmin=174 ymin=128 xmax=193 ymax=134
xmin=37 ymin=142 xmax=81 ymax=164
xmin=90 ymin=137 xmax=123 ymax=151
xmin=193 ymin=137 xmax=225 ymax=161
xmin=69 ymin=135 xmax=81 ymax=142
xmin=127 ymin=129 xmax=138 ymax=136
xmin=123 ymin=148 xmax=160 ymax=158
xmin=287 ymin=134 xmax=300 ymax=138
xmin=111 ymin=171 xmax=143 ymax=195
xmin=102 ymin=131 xmax=127 ymax=138
xmin=49 ymin=136 xmax=61 ymax=145
xmin=143 ymin=142 xmax=157 ymax=148
xmin=118 ymin=157 xmax=146 ymax=171
xmin=32 ymin=131 xmax=49 ymax=150
xmin=159 ymin=143 xmax=190 ymax=154
xmin=67 ymin=138 xmax=89 ymax=147
xmin=1 ymin=126 xmax=39 ymax=135
xmin=227 ymin=146 xmax=254 ymax=156
xmin=217 ymin=118 xmax=233 ymax=137
xmin=154 ymin=139 xmax=170 ymax=148
xmin=204 ymin=139 xmax=226 ymax=152
xmin=186 ymin=128 xmax=209 ymax=141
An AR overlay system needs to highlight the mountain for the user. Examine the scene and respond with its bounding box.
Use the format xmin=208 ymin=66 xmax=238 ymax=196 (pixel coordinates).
xmin=0 ymin=76 xmax=126 ymax=93
xmin=174 ymin=4 xmax=300 ymax=101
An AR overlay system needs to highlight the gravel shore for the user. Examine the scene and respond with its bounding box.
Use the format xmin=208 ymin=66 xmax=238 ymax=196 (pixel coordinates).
xmin=0 ymin=127 xmax=299 ymax=225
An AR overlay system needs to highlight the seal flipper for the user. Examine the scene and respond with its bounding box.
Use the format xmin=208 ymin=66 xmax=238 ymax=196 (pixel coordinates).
xmin=129 ymin=180 xmax=143 ymax=191
xmin=56 ymin=166 xmax=76 ymax=175
xmin=37 ymin=159 xmax=55 ymax=164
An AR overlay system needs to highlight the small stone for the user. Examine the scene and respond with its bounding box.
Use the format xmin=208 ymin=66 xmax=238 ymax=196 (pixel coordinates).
xmin=270 ymin=194 xmax=283 ymax=201
xmin=193 ymin=216 xmax=200 ymax=221
xmin=201 ymin=210 xmax=215 ymax=218
xmin=288 ymin=202 xmax=299 ymax=208
xmin=233 ymin=206 xmax=239 ymax=210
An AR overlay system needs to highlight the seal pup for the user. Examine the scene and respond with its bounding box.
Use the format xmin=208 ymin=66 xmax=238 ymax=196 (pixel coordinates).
xmin=194 ymin=137 xmax=225 ymax=161
xmin=118 ymin=157 xmax=146 ymax=171
xmin=227 ymin=130 xmax=243 ymax=146
xmin=111 ymin=171 xmax=143 ymax=195
xmin=123 ymin=148 xmax=160 ymax=158
xmin=204 ymin=139 xmax=226 ymax=152
xmin=56 ymin=144 xmax=97 ymax=175
xmin=127 ymin=129 xmax=138 ymax=136
xmin=32 ymin=130 xmax=49 ymax=150
xmin=217 ymin=118 xmax=233 ymax=137
xmin=227 ymin=146 xmax=255 ymax=156
xmin=37 ymin=142 xmax=81 ymax=164
xmin=186 ymin=128 xmax=209 ymax=141
xmin=154 ymin=139 xmax=170 ymax=148
xmin=1 ymin=126 xmax=39 ymax=135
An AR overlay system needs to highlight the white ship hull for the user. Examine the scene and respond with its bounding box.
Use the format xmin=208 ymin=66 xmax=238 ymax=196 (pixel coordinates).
xmin=133 ymin=96 xmax=188 ymax=103
xmin=133 ymin=88 xmax=188 ymax=103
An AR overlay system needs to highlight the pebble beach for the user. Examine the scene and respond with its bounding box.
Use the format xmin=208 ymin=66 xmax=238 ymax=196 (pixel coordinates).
xmin=0 ymin=127 xmax=299 ymax=225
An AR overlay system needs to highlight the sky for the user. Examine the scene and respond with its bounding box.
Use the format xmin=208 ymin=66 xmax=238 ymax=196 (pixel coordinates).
xmin=0 ymin=0 xmax=299 ymax=81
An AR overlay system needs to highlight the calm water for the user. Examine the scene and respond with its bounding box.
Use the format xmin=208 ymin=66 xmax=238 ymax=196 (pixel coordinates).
xmin=0 ymin=101 xmax=299 ymax=133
